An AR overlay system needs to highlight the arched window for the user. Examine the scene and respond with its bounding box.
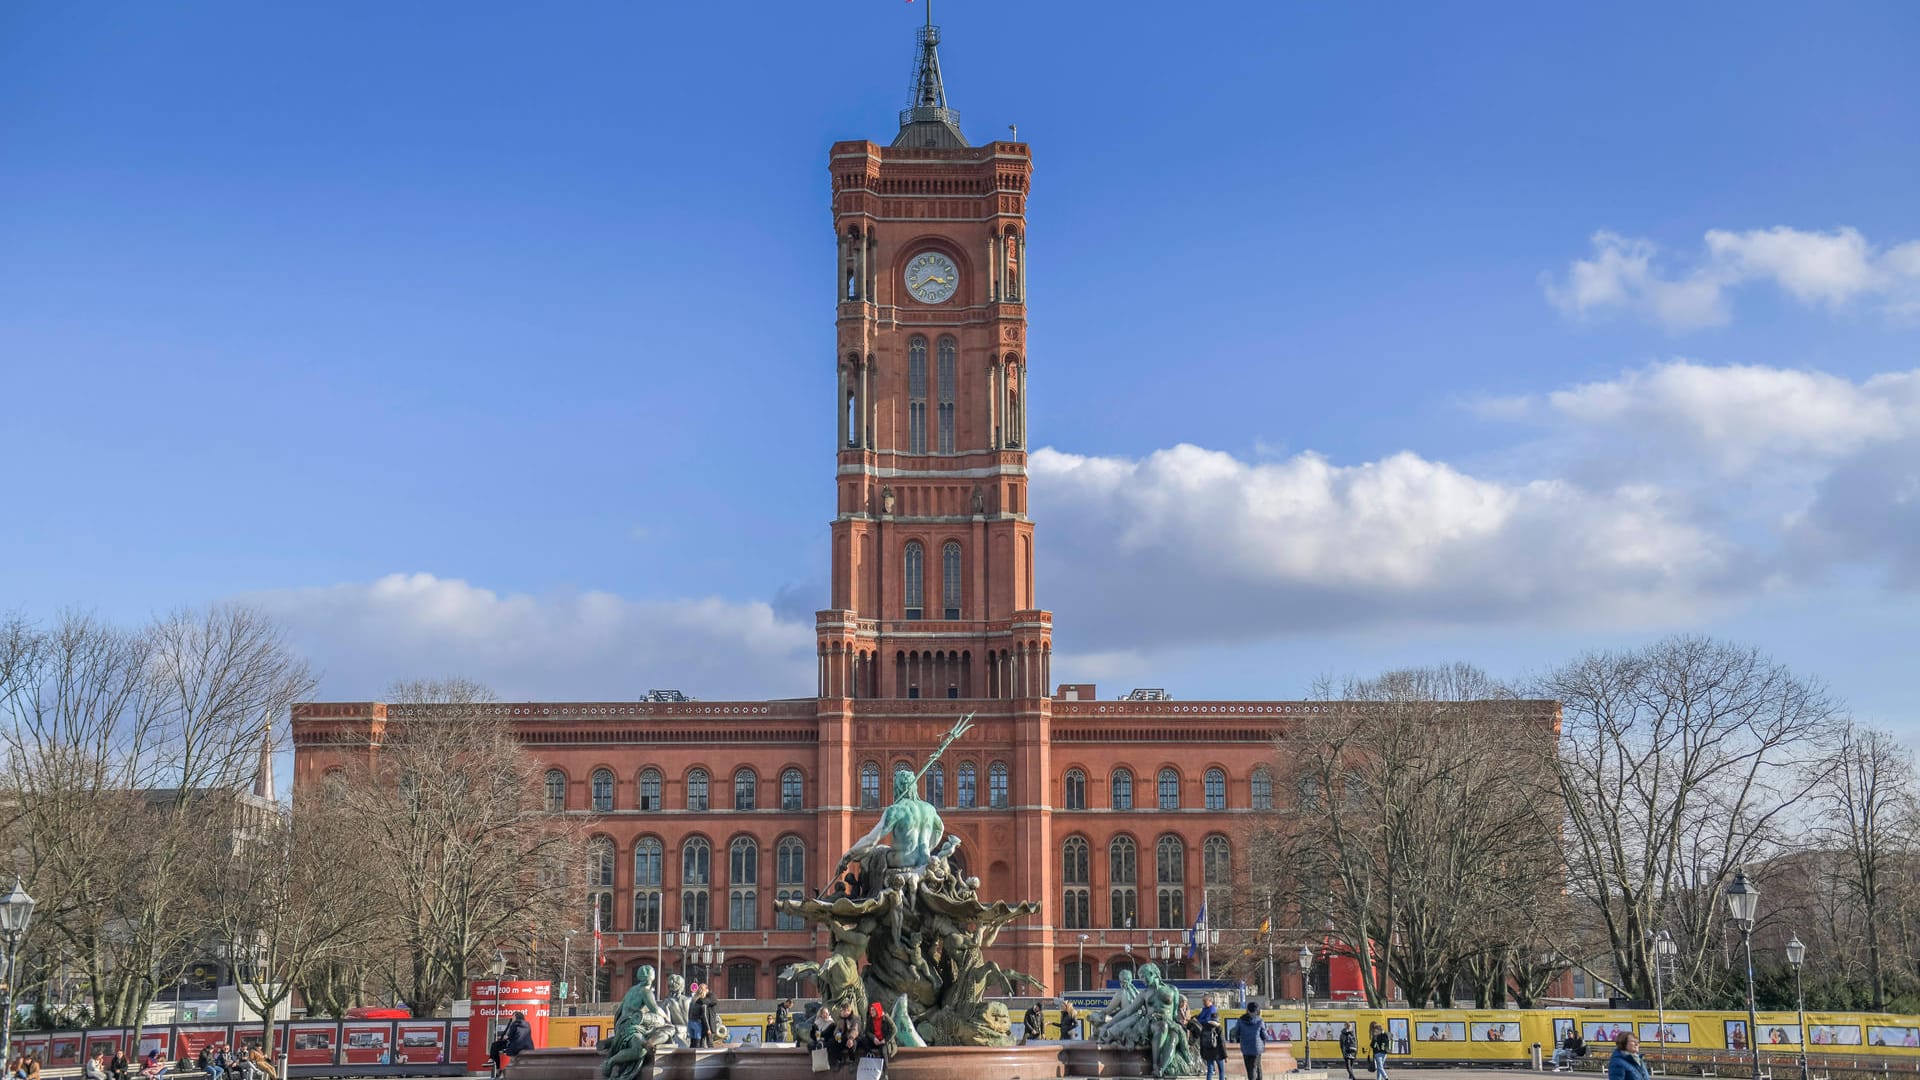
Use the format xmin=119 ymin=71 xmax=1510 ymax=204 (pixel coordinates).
xmin=1345 ymin=769 xmax=1367 ymax=808
xmin=1064 ymin=769 xmax=1087 ymax=811
xmin=904 ymin=543 xmax=926 ymax=620
xmin=633 ymin=837 xmax=663 ymax=932
xmin=781 ymin=768 xmax=804 ymax=812
xmin=1111 ymin=768 xmax=1134 ymax=811
xmin=729 ymin=837 xmax=759 ymax=931
xmin=776 ymin=837 xmax=807 ymax=930
xmin=937 ymin=336 xmax=957 ymax=453
xmin=734 ymin=768 xmax=757 ymax=812
xmin=687 ymin=768 xmax=709 ymax=812
xmin=1157 ymin=768 xmax=1181 ymax=811
xmin=591 ymin=768 xmax=615 ymax=812
xmin=942 ymin=541 xmax=962 ymax=619
xmin=1062 ymin=837 xmax=1090 ymax=930
xmin=908 ymin=336 xmax=928 ymax=453
xmin=1251 ymin=767 xmax=1274 ymax=811
xmin=587 ymin=835 xmax=615 ymax=932
xmin=957 ymin=762 xmax=978 ymax=809
xmin=1204 ymin=768 xmax=1226 ymax=811
xmin=1156 ymin=835 xmax=1185 ymax=929
xmin=1109 ymin=836 xmax=1138 ymax=929
xmin=1007 ymin=365 xmax=1023 ymax=448
xmin=1299 ymin=773 xmax=1321 ymax=810
xmin=1203 ymin=836 xmax=1232 ymax=923
xmin=544 ymin=769 xmax=567 ymax=813
xmin=639 ymin=767 xmax=663 ymax=811
xmin=860 ymin=762 xmax=881 ymax=809
xmin=927 ymin=763 xmax=946 ymax=807
xmin=989 ymin=761 xmax=1009 ymax=809
xmin=681 ymin=838 xmax=711 ymax=931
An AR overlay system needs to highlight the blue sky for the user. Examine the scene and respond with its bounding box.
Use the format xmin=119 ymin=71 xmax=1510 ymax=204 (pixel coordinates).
xmin=2 ymin=2 xmax=1916 ymax=730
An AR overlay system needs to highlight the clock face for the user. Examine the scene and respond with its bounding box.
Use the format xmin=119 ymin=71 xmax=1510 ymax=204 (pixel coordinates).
xmin=904 ymin=252 xmax=959 ymax=304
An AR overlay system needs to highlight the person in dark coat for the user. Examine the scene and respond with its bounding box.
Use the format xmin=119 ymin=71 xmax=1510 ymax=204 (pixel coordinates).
xmin=1340 ymin=1023 xmax=1360 ymax=1080
xmin=695 ymin=988 xmax=721 ymax=1048
xmin=771 ymin=999 xmax=794 ymax=1044
xmin=1058 ymin=1000 xmax=1079 ymax=1041
xmin=1023 ymin=1002 xmax=1045 ymax=1044
xmin=490 ymin=1011 xmax=535 ymax=1076
xmin=1192 ymin=996 xmax=1228 ymax=1080
xmin=854 ymin=1001 xmax=897 ymax=1061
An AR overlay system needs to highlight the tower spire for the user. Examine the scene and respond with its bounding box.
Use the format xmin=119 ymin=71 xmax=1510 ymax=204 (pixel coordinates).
xmin=894 ymin=1 xmax=967 ymax=148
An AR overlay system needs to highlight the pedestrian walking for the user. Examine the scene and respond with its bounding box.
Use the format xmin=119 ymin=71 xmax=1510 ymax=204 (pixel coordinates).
xmin=1607 ymin=1032 xmax=1650 ymax=1080
xmin=1339 ymin=1023 xmax=1359 ymax=1080
xmin=1237 ymin=1001 xmax=1270 ymax=1080
xmin=1058 ymin=999 xmax=1079 ymax=1041
xmin=1193 ymin=996 xmax=1227 ymax=1080
xmin=1369 ymin=1022 xmax=1391 ymax=1080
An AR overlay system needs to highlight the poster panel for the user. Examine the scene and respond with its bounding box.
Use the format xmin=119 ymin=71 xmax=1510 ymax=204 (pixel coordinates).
xmin=341 ymin=1023 xmax=392 ymax=1065
xmin=87 ymin=1035 xmax=127 ymax=1061
xmin=1307 ymin=1021 xmax=1348 ymax=1041
xmin=396 ymin=1022 xmax=449 ymax=1064
xmin=576 ymin=1025 xmax=602 ymax=1049
xmin=1553 ymin=1018 xmax=1576 ymax=1045
xmin=1417 ymin=1022 xmax=1466 ymax=1043
xmin=1809 ymin=1025 xmax=1862 ymax=1046
xmin=136 ymin=1033 xmax=166 ymax=1061
xmin=16 ymin=1038 xmax=47 ymax=1064
xmin=287 ymin=1023 xmax=339 ymax=1066
xmin=1869 ymin=1027 xmax=1920 ymax=1049
xmin=1758 ymin=1025 xmax=1800 ymax=1046
xmin=1638 ymin=1023 xmax=1693 ymax=1044
xmin=1586 ymin=1021 xmax=1634 ymax=1043
xmin=48 ymin=1036 xmax=82 ymax=1067
xmin=175 ymin=1028 xmax=227 ymax=1060
xmin=1388 ymin=1018 xmax=1410 ymax=1054
xmin=1471 ymin=1022 xmax=1521 ymax=1043
xmin=1725 ymin=1021 xmax=1750 ymax=1051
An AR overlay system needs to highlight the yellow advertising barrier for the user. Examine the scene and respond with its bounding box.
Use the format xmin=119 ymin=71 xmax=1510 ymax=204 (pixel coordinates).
xmin=546 ymin=1007 xmax=1920 ymax=1061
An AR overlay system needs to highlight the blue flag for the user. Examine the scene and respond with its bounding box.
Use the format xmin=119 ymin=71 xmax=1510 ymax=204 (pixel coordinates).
xmin=1187 ymin=902 xmax=1207 ymax=958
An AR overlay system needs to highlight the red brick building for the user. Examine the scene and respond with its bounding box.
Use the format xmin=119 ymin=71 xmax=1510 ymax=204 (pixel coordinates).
xmin=291 ymin=15 xmax=1551 ymax=1005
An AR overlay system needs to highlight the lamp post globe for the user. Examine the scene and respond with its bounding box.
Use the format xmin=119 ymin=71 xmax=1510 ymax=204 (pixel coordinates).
xmin=1298 ymin=945 xmax=1314 ymax=1068
xmin=1787 ymin=935 xmax=1810 ymax=1080
xmin=1726 ymin=872 xmax=1762 ymax=1080
xmin=0 ymin=879 xmax=35 ymax=1066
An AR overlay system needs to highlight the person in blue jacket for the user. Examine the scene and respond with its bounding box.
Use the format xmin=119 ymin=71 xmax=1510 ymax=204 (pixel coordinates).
xmin=1607 ymin=1031 xmax=1651 ymax=1080
xmin=1236 ymin=1002 xmax=1271 ymax=1080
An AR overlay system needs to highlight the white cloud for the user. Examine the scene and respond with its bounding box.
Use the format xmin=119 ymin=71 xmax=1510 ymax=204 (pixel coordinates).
xmin=1546 ymin=227 xmax=1920 ymax=330
xmin=1031 ymin=443 xmax=1735 ymax=648
xmin=246 ymin=572 xmax=815 ymax=701
xmin=1540 ymin=360 xmax=1920 ymax=471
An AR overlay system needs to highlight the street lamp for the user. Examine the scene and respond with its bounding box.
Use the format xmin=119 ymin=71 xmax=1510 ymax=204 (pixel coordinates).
xmin=1786 ymin=935 xmax=1810 ymax=1080
xmin=1726 ymin=871 xmax=1761 ymax=1080
xmin=1654 ymin=931 xmax=1677 ymax=1058
xmin=0 ymin=879 xmax=35 ymax=1066
xmin=1077 ymin=934 xmax=1089 ymax=994
xmin=1298 ymin=945 xmax=1314 ymax=1069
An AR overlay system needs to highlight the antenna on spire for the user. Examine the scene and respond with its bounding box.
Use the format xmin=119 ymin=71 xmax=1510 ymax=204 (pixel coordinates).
xmin=894 ymin=0 xmax=967 ymax=147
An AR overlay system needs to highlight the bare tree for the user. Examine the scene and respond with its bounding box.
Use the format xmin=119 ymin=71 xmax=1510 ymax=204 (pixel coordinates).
xmin=0 ymin=606 xmax=313 ymax=1044
xmin=328 ymin=679 xmax=584 ymax=1015
xmin=1543 ymin=635 xmax=1841 ymax=1006
xmin=204 ymin=795 xmax=370 ymax=1060
xmin=1258 ymin=664 xmax=1562 ymax=1006
xmin=1809 ymin=723 xmax=1917 ymax=1010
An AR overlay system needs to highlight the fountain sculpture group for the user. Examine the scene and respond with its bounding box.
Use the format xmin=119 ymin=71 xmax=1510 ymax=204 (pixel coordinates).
xmin=579 ymin=714 xmax=1204 ymax=1080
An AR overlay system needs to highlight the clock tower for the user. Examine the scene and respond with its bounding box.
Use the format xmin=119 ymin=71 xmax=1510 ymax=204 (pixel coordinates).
xmin=817 ymin=8 xmax=1049 ymax=702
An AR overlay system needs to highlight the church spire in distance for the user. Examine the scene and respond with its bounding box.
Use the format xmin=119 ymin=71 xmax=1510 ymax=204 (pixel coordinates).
xmin=893 ymin=0 xmax=969 ymax=148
